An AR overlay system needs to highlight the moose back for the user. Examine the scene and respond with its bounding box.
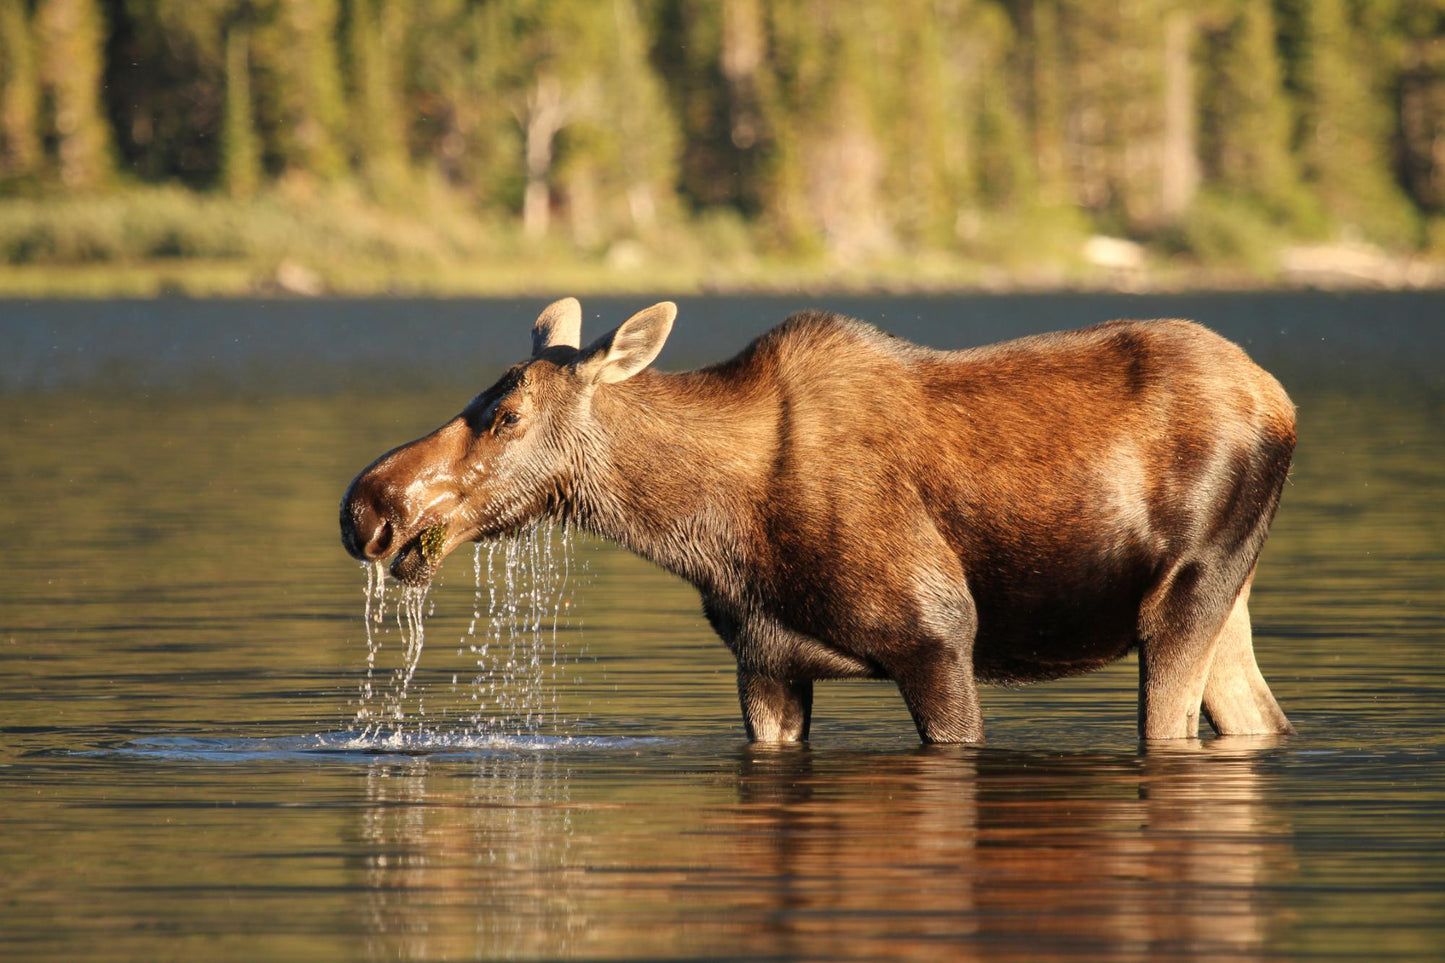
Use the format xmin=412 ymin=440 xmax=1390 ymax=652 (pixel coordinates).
xmin=341 ymin=300 xmax=1296 ymax=744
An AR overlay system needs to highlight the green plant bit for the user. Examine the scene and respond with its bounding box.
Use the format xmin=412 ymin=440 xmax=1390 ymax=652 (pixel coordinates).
xmin=419 ymin=524 xmax=448 ymax=562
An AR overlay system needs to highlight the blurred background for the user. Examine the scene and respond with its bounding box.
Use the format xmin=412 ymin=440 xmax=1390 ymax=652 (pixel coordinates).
xmin=0 ymin=0 xmax=1441 ymax=295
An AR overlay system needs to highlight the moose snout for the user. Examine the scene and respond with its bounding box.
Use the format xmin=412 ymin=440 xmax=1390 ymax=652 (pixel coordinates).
xmin=340 ymin=487 xmax=396 ymax=562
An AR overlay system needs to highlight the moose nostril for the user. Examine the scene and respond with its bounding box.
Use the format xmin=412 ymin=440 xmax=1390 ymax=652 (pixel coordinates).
xmin=362 ymin=519 xmax=394 ymax=560
xmin=341 ymin=494 xmax=395 ymax=561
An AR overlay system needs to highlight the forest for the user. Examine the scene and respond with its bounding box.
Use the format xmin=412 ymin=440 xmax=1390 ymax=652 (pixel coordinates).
xmin=0 ymin=0 xmax=1441 ymax=294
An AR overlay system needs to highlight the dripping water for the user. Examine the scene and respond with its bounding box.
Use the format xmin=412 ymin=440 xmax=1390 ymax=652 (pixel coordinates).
xmin=351 ymin=524 xmax=578 ymax=746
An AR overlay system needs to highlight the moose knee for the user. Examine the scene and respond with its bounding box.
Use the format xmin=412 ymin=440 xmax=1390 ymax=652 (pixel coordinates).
xmin=738 ymin=672 xmax=813 ymax=743
xmin=886 ymin=643 xmax=984 ymax=744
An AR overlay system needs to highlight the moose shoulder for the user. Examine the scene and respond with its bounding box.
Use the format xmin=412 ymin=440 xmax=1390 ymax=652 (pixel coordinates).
xmin=341 ymin=300 xmax=1296 ymax=745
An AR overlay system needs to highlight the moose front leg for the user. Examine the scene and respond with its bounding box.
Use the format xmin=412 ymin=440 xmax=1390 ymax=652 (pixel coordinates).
xmin=882 ymin=569 xmax=984 ymax=744
xmin=889 ymin=644 xmax=985 ymax=744
xmin=737 ymin=670 xmax=813 ymax=743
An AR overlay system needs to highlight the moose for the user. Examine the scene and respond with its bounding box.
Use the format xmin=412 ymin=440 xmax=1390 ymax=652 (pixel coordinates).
xmin=341 ymin=299 xmax=1296 ymax=744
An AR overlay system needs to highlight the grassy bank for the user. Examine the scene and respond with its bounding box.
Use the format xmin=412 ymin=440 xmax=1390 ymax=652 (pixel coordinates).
xmin=2 ymin=186 xmax=1440 ymax=298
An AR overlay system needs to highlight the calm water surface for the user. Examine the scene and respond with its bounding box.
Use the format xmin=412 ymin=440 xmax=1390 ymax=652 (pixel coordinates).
xmin=1 ymin=293 xmax=1442 ymax=960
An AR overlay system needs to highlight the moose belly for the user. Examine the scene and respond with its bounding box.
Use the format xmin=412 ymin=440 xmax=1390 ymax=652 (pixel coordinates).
xmin=966 ymin=564 xmax=1149 ymax=684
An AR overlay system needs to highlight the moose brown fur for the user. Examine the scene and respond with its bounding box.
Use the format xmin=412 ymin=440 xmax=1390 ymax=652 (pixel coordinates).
xmin=341 ymin=299 xmax=1296 ymax=744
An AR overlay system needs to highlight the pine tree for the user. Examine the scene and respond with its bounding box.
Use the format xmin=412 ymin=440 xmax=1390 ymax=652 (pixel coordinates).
xmin=256 ymin=0 xmax=348 ymax=183
xmin=964 ymin=3 xmax=1035 ymax=214
xmin=754 ymin=1 xmax=893 ymax=257
xmin=604 ymin=0 xmax=678 ymax=234
xmin=1058 ymin=0 xmax=1187 ymax=232
xmin=1198 ymin=0 xmax=1304 ymax=218
xmin=874 ymin=0 xmax=953 ymax=247
xmin=0 ymin=0 xmax=41 ymax=181
xmin=1395 ymin=0 xmax=1445 ymax=214
xmin=221 ymin=20 xmax=261 ymax=198
xmin=1278 ymin=0 xmax=1419 ymax=244
xmin=35 ymin=0 xmax=113 ymax=189
xmin=1159 ymin=7 xmax=1199 ymax=221
xmin=1019 ymin=0 xmax=1069 ymax=205
xmin=344 ymin=0 xmax=410 ymax=200
xmin=659 ymin=0 xmax=781 ymax=219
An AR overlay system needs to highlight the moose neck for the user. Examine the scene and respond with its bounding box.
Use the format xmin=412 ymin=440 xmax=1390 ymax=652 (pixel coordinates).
xmin=569 ymin=366 xmax=775 ymax=594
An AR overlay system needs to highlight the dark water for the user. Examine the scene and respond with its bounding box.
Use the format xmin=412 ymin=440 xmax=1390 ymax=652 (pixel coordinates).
xmin=1 ymin=293 xmax=1442 ymax=960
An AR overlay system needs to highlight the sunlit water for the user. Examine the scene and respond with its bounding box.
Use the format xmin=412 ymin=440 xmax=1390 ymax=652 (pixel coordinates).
xmin=1 ymin=293 xmax=1442 ymax=960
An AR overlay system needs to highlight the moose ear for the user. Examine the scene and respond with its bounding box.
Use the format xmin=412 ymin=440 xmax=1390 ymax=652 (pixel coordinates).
xmin=532 ymin=297 xmax=582 ymax=356
xmin=574 ymin=302 xmax=677 ymax=385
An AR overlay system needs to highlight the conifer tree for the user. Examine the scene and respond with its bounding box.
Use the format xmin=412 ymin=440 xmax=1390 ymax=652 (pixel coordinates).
xmin=1278 ymin=0 xmax=1419 ymax=243
xmin=755 ymin=1 xmax=893 ymax=256
xmin=1198 ymin=0 xmax=1304 ymax=218
xmin=257 ymin=0 xmax=348 ymax=183
xmin=0 ymin=0 xmax=41 ymax=181
xmin=603 ymin=0 xmax=678 ymax=233
xmin=35 ymin=0 xmax=113 ymax=188
xmin=876 ymin=0 xmax=953 ymax=246
xmin=964 ymin=3 xmax=1036 ymax=214
xmin=1394 ymin=0 xmax=1445 ymax=214
xmin=345 ymin=0 xmax=410 ymax=200
xmin=659 ymin=0 xmax=780 ymax=219
xmin=1018 ymin=0 xmax=1069 ymax=204
xmin=222 ymin=20 xmax=262 ymax=198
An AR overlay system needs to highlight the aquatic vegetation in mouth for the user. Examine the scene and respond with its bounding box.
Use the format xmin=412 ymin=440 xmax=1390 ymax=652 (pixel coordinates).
xmin=419 ymin=523 xmax=447 ymax=562
xmin=352 ymin=524 xmax=578 ymax=742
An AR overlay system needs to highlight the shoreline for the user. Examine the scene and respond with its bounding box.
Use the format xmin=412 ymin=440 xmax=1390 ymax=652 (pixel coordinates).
xmin=2 ymin=254 xmax=1441 ymax=300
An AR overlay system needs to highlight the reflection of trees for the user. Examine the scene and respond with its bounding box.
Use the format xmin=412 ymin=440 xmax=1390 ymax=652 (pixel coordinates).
xmin=348 ymin=741 xmax=1294 ymax=960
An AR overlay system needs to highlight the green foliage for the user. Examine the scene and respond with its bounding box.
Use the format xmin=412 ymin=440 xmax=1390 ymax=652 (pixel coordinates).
xmin=0 ymin=184 xmax=502 ymax=266
xmin=1155 ymin=191 xmax=1291 ymax=274
xmin=1199 ymin=1 xmax=1302 ymax=214
xmin=35 ymin=0 xmax=113 ymax=189
xmin=1278 ymin=0 xmax=1423 ymax=246
xmin=0 ymin=0 xmax=41 ymax=180
xmin=954 ymin=200 xmax=1091 ymax=271
xmin=0 ymin=0 xmax=1440 ymax=283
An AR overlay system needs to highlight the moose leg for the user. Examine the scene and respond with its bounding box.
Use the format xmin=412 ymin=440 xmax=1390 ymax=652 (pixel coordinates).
xmin=1138 ymin=640 xmax=1214 ymax=740
xmin=884 ymin=566 xmax=983 ymax=744
xmin=1137 ymin=561 xmax=1242 ymax=740
xmin=890 ymin=644 xmax=985 ymax=744
xmin=1201 ymin=585 xmax=1294 ymax=736
xmin=737 ymin=670 xmax=813 ymax=743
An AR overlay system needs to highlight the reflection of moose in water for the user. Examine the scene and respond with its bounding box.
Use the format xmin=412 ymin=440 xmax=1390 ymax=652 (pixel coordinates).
xmin=342 ymin=299 xmax=1296 ymax=744
xmin=729 ymin=743 xmax=1293 ymax=960
xmin=351 ymin=742 xmax=1293 ymax=960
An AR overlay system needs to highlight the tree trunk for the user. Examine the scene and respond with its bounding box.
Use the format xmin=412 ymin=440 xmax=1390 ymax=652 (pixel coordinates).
xmin=222 ymin=23 xmax=261 ymax=199
xmin=522 ymin=75 xmax=570 ymax=241
xmin=1160 ymin=9 xmax=1200 ymax=221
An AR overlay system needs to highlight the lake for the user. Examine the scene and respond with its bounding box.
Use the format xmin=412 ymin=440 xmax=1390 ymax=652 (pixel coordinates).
xmin=1 ymin=292 xmax=1442 ymax=960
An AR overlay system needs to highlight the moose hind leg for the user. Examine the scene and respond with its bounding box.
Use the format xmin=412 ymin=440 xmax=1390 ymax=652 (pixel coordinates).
xmin=738 ymin=670 xmax=813 ymax=743
xmin=1202 ymin=589 xmax=1294 ymax=736
xmin=1138 ymin=561 xmax=1240 ymax=740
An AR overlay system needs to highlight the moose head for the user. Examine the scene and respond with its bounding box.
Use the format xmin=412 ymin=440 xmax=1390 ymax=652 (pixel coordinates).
xmin=340 ymin=298 xmax=676 ymax=584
